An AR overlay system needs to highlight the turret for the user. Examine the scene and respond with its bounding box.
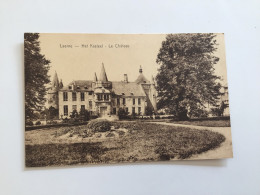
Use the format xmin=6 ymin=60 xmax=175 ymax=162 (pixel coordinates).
xmin=99 ymin=63 xmax=108 ymax=82
xmin=47 ymin=71 xmax=60 ymax=109
xmin=59 ymin=79 xmax=63 ymax=88
xmin=92 ymin=72 xmax=98 ymax=88
xmin=135 ymin=65 xmax=150 ymax=84
xmin=98 ymin=63 xmax=111 ymax=89
xmin=52 ymin=71 xmax=59 ymax=91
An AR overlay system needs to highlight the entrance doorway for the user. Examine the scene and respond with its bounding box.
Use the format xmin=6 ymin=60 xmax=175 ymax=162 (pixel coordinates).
xmin=100 ymin=107 xmax=107 ymax=117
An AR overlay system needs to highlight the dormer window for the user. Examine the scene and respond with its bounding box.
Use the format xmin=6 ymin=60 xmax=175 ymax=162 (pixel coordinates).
xmin=130 ymin=93 xmax=134 ymax=95
xmin=69 ymin=86 xmax=72 ymax=90
xmin=77 ymin=86 xmax=80 ymax=89
xmin=122 ymin=93 xmax=125 ymax=95
xmin=84 ymin=85 xmax=88 ymax=89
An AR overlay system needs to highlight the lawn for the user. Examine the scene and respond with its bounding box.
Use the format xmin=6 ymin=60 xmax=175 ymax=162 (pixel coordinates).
xmin=25 ymin=121 xmax=226 ymax=167
xmin=170 ymin=120 xmax=231 ymax=127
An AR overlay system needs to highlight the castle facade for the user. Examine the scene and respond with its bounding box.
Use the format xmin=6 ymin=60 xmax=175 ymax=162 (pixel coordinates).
xmin=47 ymin=64 xmax=157 ymax=118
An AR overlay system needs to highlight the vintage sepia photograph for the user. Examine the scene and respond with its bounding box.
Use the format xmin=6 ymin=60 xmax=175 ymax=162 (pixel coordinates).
xmin=24 ymin=33 xmax=233 ymax=167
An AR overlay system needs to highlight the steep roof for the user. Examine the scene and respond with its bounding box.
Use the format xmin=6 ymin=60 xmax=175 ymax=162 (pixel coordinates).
xmin=60 ymin=80 xmax=146 ymax=97
xmin=99 ymin=63 xmax=108 ymax=82
xmin=52 ymin=71 xmax=59 ymax=88
xmin=112 ymin=81 xmax=146 ymax=96
xmin=135 ymin=73 xmax=150 ymax=84
xmin=60 ymin=80 xmax=93 ymax=91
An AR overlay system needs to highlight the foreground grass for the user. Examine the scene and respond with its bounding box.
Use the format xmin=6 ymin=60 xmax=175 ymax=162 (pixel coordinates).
xmin=25 ymin=122 xmax=225 ymax=167
xmin=170 ymin=120 xmax=231 ymax=127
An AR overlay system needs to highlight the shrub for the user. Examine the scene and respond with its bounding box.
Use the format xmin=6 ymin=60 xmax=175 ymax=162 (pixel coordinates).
xmin=35 ymin=121 xmax=41 ymax=125
xmin=62 ymin=117 xmax=69 ymax=123
xmin=87 ymin=119 xmax=111 ymax=132
xmin=79 ymin=108 xmax=90 ymax=121
xmin=118 ymin=108 xmax=128 ymax=119
xmin=47 ymin=120 xmax=58 ymax=125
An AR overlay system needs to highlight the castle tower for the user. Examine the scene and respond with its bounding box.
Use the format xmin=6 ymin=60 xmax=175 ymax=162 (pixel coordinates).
xmin=135 ymin=66 xmax=157 ymax=114
xmin=99 ymin=62 xmax=108 ymax=82
xmin=47 ymin=71 xmax=60 ymax=109
xmin=98 ymin=63 xmax=111 ymax=89
xmin=135 ymin=65 xmax=150 ymax=84
xmin=92 ymin=72 xmax=98 ymax=88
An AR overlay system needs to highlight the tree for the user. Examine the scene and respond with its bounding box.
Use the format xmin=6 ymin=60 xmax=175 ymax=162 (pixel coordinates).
xmin=24 ymin=33 xmax=50 ymax=120
xmin=117 ymin=108 xmax=128 ymax=119
xmin=156 ymin=33 xmax=222 ymax=120
xmin=79 ymin=107 xmax=90 ymax=121
xmin=211 ymin=101 xmax=228 ymax=117
xmin=46 ymin=106 xmax=59 ymax=120
xmin=145 ymin=106 xmax=153 ymax=116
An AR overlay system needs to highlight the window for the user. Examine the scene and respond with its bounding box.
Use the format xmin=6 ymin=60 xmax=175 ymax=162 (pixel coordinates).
xmin=126 ymin=107 xmax=128 ymax=114
xmin=69 ymin=86 xmax=72 ymax=90
xmin=63 ymin=92 xmax=68 ymax=101
xmin=80 ymin=92 xmax=85 ymax=101
xmin=97 ymin=94 xmax=102 ymax=101
xmin=72 ymin=92 xmax=77 ymax=101
xmin=138 ymin=107 xmax=141 ymax=115
xmin=113 ymin=108 xmax=116 ymax=114
xmin=138 ymin=98 xmax=141 ymax=105
xmin=132 ymin=107 xmax=135 ymax=115
xmin=72 ymin=105 xmax=77 ymax=111
xmin=123 ymin=98 xmax=126 ymax=105
xmin=104 ymin=94 xmax=109 ymax=100
xmin=81 ymin=105 xmax=85 ymax=110
xmin=88 ymin=92 xmax=93 ymax=95
xmin=77 ymin=86 xmax=80 ymax=89
xmin=64 ymin=105 xmax=68 ymax=116
xmin=89 ymin=101 xmax=92 ymax=109
xmin=117 ymin=98 xmax=120 ymax=106
xmin=133 ymin=98 xmax=135 ymax=105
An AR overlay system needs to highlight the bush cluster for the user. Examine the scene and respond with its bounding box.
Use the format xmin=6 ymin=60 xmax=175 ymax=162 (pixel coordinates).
xmin=87 ymin=119 xmax=111 ymax=132
xmin=35 ymin=121 xmax=41 ymax=125
xmin=47 ymin=120 xmax=58 ymax=125
xmin=111 ymin=122 xmax=143 ymax=131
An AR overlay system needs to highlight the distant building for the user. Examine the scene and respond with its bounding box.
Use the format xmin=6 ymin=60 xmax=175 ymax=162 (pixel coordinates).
xmin=47 ymin=63 xmax=157 ymax=118
xmin=206 ymin=84 xmax=230 ymax=117
xmin=220 ymin=85 xmax=229 ymax=116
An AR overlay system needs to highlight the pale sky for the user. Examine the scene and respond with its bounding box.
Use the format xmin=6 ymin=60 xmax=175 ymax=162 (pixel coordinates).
xmin=39 ymin=33 xmax=228 ymax=86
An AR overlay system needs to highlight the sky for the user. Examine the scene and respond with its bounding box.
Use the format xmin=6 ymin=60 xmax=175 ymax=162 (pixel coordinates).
xmin=39 ymin=33 xmax=228 ymax=86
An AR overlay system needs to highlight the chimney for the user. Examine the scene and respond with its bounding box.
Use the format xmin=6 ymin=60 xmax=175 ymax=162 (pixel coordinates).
xmin=124 ymin=74 xmax=128 ymax=83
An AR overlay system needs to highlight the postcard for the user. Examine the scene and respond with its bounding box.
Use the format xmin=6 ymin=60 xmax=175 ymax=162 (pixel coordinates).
xmin=24 ymin=33 xmax=232 ymax=167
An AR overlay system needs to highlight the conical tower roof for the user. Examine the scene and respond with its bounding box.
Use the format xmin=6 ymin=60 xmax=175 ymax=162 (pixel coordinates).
xmin=93 ymin=72 xmax=98 ymax=82
xmin=59 ymin=79 xmax=63 ymax=88
xmin=99 ymin=63 xmax=108 ymax=82
xmin=52 ymin=71 xmax=59 ymax=88
xmin=135 ymin=66 xmax=150 ymax=84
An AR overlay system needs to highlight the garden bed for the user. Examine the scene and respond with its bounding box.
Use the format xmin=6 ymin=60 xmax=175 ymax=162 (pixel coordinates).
xmin=25 ymin=121 xmax=226 ymax=167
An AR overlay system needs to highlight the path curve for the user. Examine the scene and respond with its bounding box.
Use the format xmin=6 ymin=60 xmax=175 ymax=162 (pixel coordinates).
xmin=149 ymin=122 xmax=233 ymax=160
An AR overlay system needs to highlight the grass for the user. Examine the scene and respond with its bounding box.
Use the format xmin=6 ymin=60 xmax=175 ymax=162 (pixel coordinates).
xmin=25 ymin=121 xmax=226 ymax=167
xmin=170 ymin=120 xmax=231 ymax=127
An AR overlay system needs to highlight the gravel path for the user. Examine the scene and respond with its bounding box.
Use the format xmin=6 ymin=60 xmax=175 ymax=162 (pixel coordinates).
xmin=150 ymin=122 xmax=233 ymax=160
